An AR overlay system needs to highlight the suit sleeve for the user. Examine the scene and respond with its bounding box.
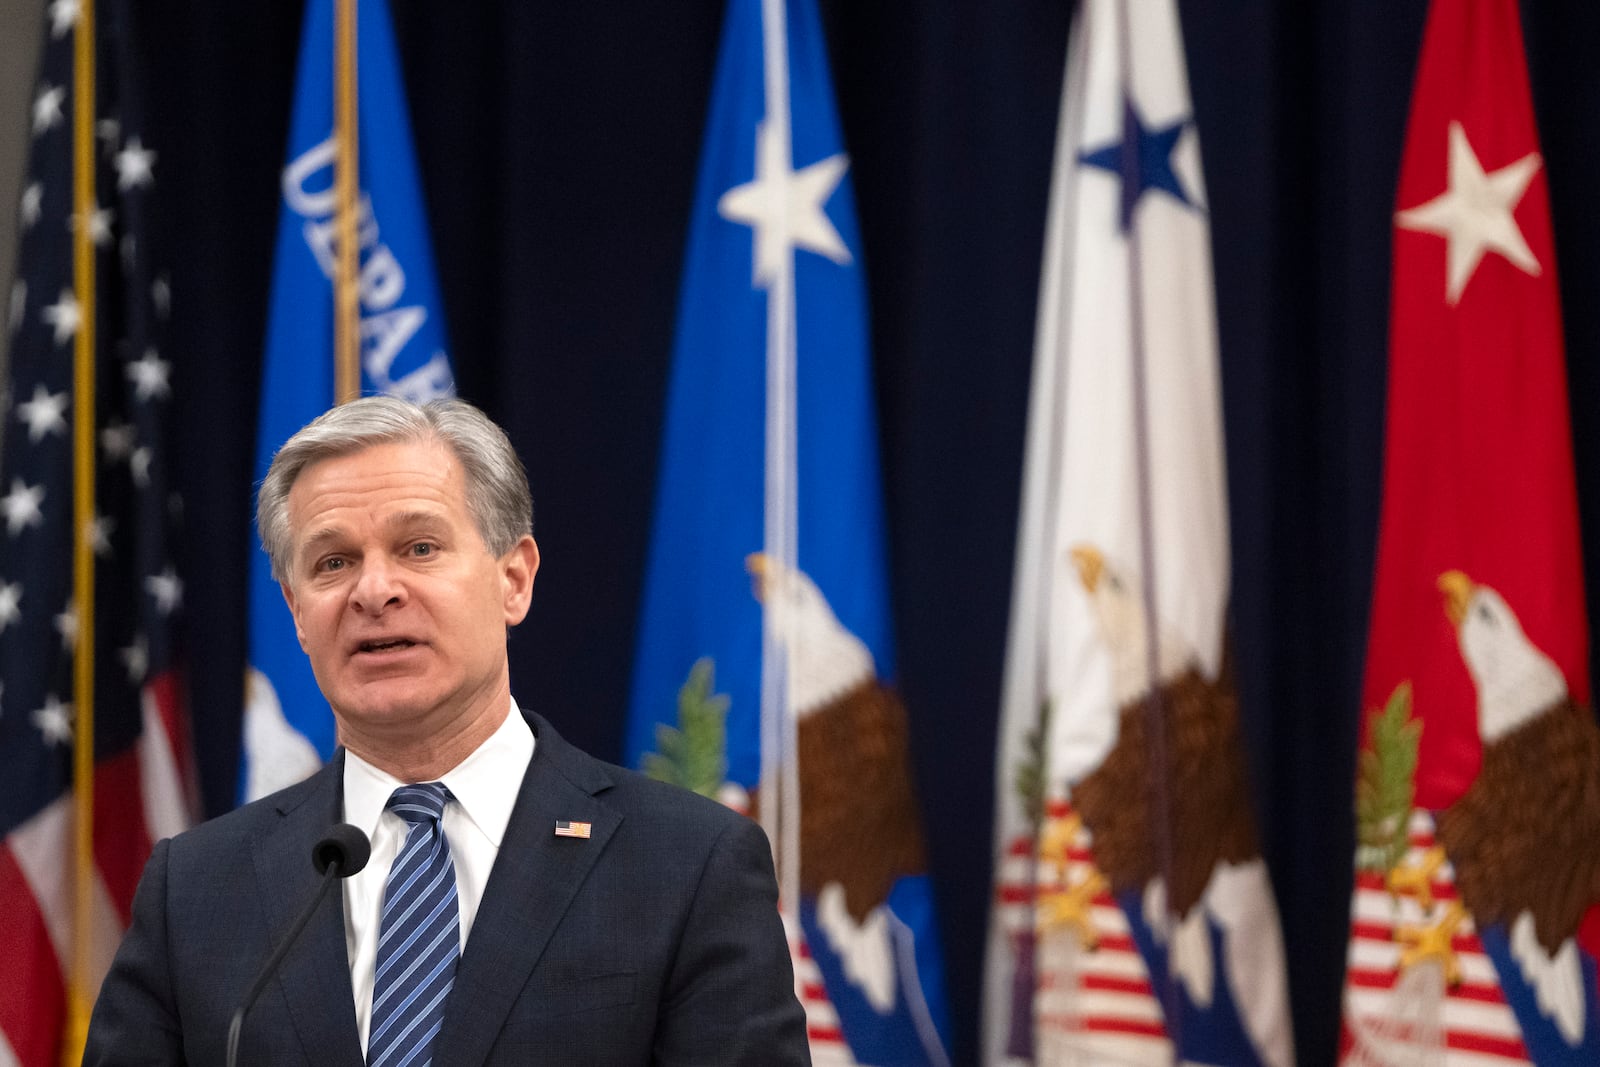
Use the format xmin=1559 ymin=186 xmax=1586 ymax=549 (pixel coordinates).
xmin=653 ymin=814 xmax=811 ymax=1066
xmin=84 ymin=837 xmax=186 ymax=1066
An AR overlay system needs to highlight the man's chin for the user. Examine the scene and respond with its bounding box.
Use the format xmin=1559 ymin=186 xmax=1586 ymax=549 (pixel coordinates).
xmin=332 ymin=686 xmax=440 ymax=730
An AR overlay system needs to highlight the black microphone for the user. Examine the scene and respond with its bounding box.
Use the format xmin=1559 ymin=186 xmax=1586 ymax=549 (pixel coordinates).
xmin=226 ymin=824 xmax=371 ymax=1067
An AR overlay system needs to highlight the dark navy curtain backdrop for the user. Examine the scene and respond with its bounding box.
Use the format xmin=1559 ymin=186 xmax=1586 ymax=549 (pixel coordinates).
xmin=138 ymin=3 xmax=1600 ymax=1064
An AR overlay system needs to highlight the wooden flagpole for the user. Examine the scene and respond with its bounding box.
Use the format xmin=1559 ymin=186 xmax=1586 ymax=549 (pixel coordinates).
xmin=64 ymin=0 xmax=99 ymax=1059
xmin=334 ymin=0 xmax=360 ymax=403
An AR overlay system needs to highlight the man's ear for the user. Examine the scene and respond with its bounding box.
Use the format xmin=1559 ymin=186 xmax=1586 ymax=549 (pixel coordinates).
xmin=501 ymin=535 xmax=540 ymax=626
xmin=280 ymin=581 xmax=309 ymax=651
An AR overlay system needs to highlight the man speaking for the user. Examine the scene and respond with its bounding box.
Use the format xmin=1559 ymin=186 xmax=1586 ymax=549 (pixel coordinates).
xmin=85 ymin=397 xmax=810 ymax=1065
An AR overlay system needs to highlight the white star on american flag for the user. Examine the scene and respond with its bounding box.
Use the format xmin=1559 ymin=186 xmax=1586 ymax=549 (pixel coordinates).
xmin=16 ymin=384 xmax=69 ymax=443
xmin=0 ymin=581 xmax=21 ymax=633
xmin=115 ymin=137 xmax=156 ymax=191
xmin=47 ymin=0 xmax=80 ymax=38
xmin=40 ymin=287 xmax=80 ymax=345
xmin=71 ymin=204 xmax=115 ymax=248
xmin=119 ymin=635 xmax=148 ymax=684
xmin=2 ymin=479 xmax=46 ymax=536
xmin=125 ymin=347 xmax=171 ymax=401
xmin=32 ymin=694 xmax=73 ymax=746
xmin=130 ymin=445 xmax=152 ymax=487
xmin=145 ymin=566 xmax=182 ymax=615
xmin=85 ymin=513 xmax=114 ymax=557
xmin=54 ymin=600 xmax=78 ymax=652
xmin=32 ymin=84 xmax=65 ymax=134
xmin=19 ymin=182 xmax=43 ymax=229
xmin=100 ymin=419 xmax=136 ymax=460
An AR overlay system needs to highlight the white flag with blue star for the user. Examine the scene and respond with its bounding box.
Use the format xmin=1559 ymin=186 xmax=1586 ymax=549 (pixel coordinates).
xmin=984 ymin=1 xmax=1294 ymax=1064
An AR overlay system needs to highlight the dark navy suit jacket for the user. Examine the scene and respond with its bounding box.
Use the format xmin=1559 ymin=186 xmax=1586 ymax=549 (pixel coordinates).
xmin=84 ymin=710 xmax=810 ymax=1065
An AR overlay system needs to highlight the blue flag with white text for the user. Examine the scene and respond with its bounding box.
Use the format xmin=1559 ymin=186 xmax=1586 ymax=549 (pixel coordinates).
xmin=625 ymin=0 xmax=950 ymax=1062
xmin=241 ymin=0 xmax=455 ymax=802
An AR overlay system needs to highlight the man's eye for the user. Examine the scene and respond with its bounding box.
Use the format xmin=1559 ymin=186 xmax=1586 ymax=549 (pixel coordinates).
xmin=320 ymin=557 xmax=346 ymax=572
xmin=411 ymin=542 xmax=435 ymax=558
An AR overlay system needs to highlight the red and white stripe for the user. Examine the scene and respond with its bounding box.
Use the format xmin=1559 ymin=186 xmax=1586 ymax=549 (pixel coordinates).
xmin=0 ymin=672 xmax=198 ymax=1067
xmin=1341 ymin=810 xmax=1529 ymax=1066
xmin=992 ymin=802 xmax=1174 ymax=1065
xmin=785 ymin=912 xmax=863 ymax=1067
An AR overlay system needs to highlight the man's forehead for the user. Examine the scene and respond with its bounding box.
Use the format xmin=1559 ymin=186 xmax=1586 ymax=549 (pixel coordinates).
xmin=287 ymin=441 xmax=465 ymax=528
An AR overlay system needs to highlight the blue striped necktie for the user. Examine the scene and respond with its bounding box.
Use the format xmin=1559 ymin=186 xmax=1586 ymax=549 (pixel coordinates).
xmin=368 ymin=782 xmax=459 ymax=1067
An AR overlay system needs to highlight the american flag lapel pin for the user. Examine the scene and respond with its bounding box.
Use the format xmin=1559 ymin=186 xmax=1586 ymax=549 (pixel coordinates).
xmin=554 ymin=820 xmax=592 ymax=839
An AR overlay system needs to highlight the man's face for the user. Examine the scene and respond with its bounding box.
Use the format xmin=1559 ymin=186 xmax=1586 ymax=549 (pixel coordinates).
xmin=279 ymin=439 xmax=538 ymax=750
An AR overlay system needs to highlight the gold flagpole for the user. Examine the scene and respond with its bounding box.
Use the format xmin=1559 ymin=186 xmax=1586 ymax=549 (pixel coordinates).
xmin=64 ymin=0 xmax=99 ymax=1060
xmin=334 ymin=0 xmax=360 ymax=403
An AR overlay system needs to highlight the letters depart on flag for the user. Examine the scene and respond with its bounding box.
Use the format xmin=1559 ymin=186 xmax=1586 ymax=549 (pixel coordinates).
xmin=278 ymin=136 xmax=452 ymax=401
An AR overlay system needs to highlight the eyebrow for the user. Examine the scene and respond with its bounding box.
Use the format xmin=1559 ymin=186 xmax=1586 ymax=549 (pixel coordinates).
xmin=382 ymin=510 xmax=450 ymax=534
xmin=296 ymin=510 xmax=451 ymax=558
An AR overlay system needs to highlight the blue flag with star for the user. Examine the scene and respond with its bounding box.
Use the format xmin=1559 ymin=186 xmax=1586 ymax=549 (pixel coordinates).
xmin=624 ymin=0 xmax=950 ymax=1062
xmin=240 ymin=0 xmax=455 ymax=802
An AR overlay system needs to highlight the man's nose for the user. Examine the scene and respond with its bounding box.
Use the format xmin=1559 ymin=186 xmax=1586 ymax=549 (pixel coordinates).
xmin=349 ymin=556 xmax=406 ymax=614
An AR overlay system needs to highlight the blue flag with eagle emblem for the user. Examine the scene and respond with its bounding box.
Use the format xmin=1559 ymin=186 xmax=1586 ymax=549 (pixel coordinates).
xmin=239 ymin=0 xmax=455 ymax=803
xmin=624 ymin=0 xmax=950 ymax=1062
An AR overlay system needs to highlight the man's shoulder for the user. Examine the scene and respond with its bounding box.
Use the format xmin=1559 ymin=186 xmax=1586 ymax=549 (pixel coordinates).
xmin=529 ymin=716 xmax=754 ymax=841
xmin=600 ymin=758 xmax=748 ymax=828
xmin=157 ymin=764 xmax=333 ymax=862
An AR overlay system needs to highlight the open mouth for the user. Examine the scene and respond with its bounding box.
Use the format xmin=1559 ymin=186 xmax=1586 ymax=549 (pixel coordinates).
xmin=357 ymin=639 xmax=417 ymax=654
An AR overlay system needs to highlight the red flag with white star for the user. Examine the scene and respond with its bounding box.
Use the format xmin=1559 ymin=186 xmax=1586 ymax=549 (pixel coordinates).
xmin=1340 ymin=1 xmax=1600 ymax=1063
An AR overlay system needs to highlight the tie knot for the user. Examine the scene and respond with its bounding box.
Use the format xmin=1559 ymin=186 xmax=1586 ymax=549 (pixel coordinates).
xmin=386 ymin=781 xmax=452 ymax=827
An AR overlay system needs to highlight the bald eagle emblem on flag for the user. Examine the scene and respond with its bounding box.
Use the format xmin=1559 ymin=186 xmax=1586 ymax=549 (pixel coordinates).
xmin=645 ymin=557 xmax=945 ymax=1063
xmin=999 ymin=544 xmax=1292 ymax=1067
xmin=1346 ymin=576 xmax=1600 ymax=1064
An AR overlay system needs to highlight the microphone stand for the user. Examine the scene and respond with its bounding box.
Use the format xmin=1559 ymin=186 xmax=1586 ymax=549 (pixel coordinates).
xmin=226 ymin=826 xmax=369 ymax=1067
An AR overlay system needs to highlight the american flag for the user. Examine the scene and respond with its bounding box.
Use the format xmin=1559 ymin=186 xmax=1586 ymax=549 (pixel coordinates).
xmin=0 ymin=2 xmax=197 ymax=1063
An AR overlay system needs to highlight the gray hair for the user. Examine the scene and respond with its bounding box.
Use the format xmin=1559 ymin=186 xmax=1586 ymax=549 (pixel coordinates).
xmin=257 ymin=396 xmax=533 ymax=582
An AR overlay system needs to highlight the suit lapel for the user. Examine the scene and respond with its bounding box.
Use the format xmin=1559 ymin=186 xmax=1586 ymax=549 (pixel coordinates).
xmin=251 ymin=755 xmax=366 ymax=1066
xmin=435 ymin=713 xmax=621 ymax=1067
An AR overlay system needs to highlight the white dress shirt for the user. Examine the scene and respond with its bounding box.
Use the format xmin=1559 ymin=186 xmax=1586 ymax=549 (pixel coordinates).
xmin=340 ymin=699 xmax=535 ymax=1052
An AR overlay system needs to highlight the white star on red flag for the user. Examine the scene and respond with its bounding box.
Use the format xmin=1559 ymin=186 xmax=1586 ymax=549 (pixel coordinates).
xmin=1395 ymin=121 xmax=1541 ymax=305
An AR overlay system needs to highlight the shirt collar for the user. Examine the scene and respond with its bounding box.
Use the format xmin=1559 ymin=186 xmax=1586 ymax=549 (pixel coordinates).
xmin=342 ymin=698 xmax=535 ymax=848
